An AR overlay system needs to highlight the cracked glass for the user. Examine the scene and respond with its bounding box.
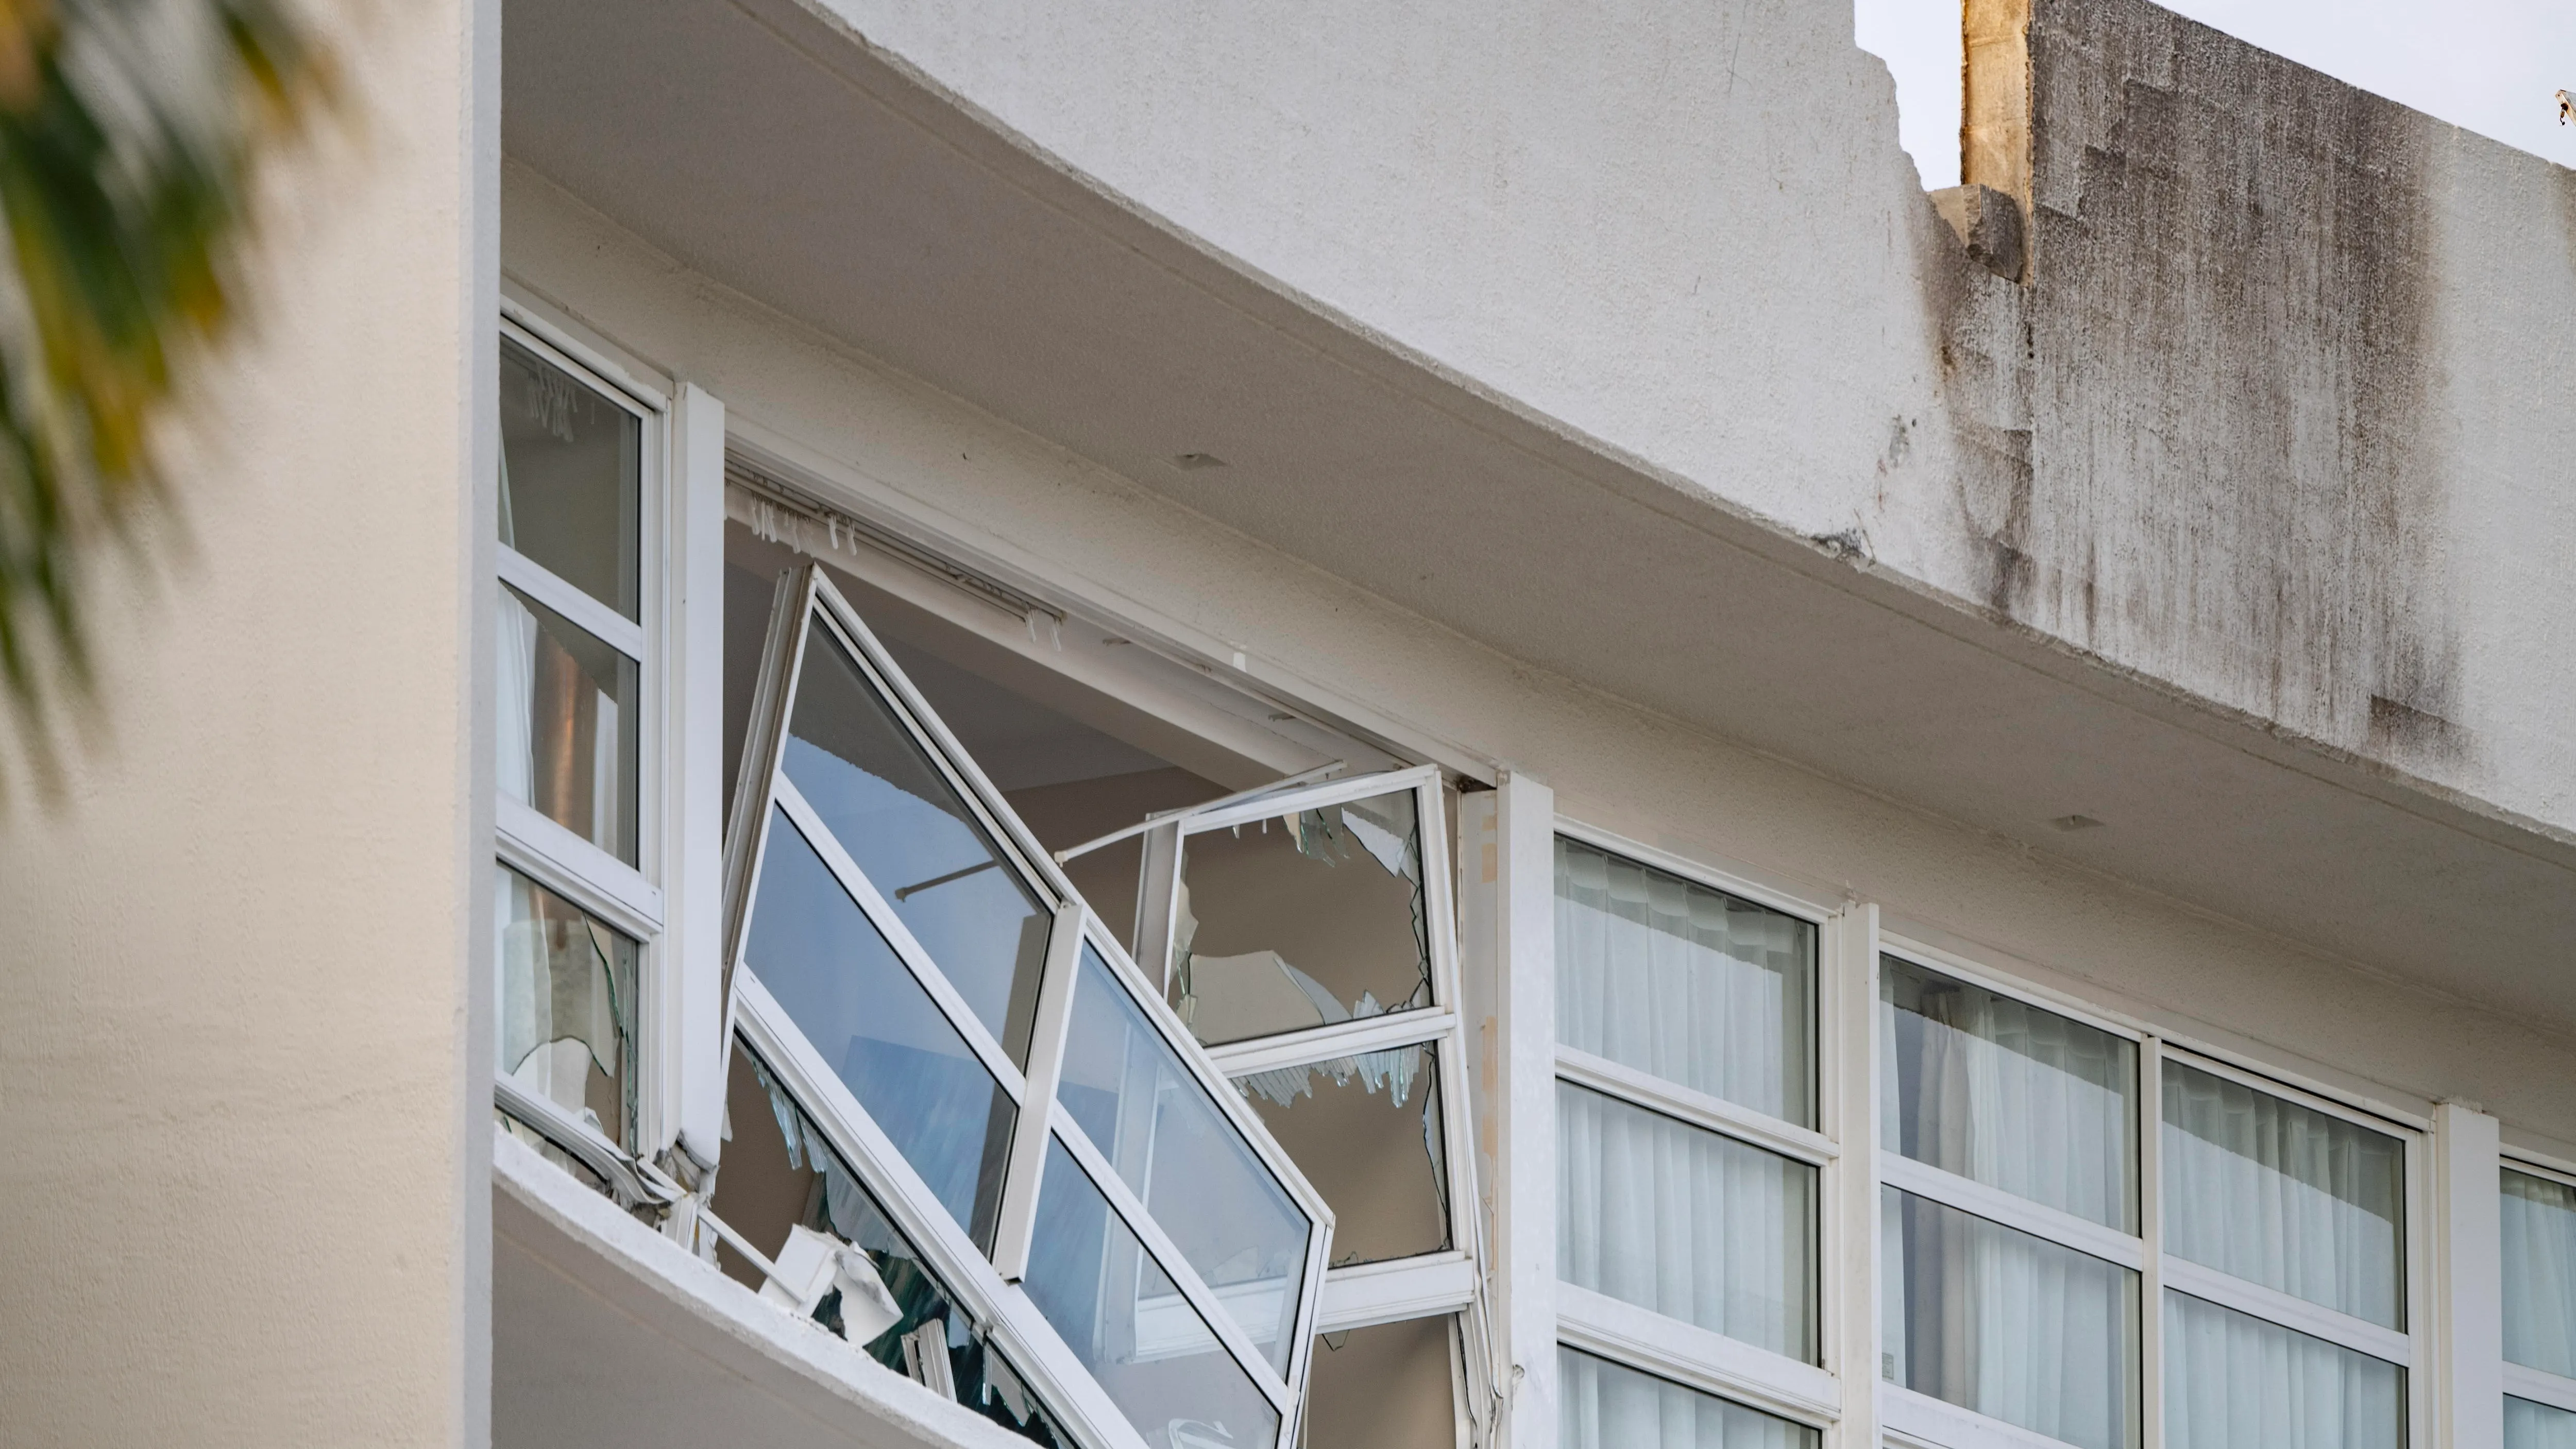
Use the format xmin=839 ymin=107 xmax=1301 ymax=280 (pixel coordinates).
xmin=1240 ymin=1041 xmax=1451 ymax=1267
xmin=1172 ymin=788 xmax=1432 ymax=1048
xmin=495 ymin=865 xmax=636 ymax=1148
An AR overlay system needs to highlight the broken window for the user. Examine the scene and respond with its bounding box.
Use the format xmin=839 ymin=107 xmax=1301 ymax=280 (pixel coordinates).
xmin=1301 ymin=1315 xmax=1464 ymax=1449
xmin=706 ymin=1043 xmax=1068 ymax=1443
xmin=496 ymin=865 xmax=637 ymax=1149
xmin=719 ymin=562 xmax=1330 ymax=1449
xmin=1241 ymin=1042 xmax=1452 ymax=1266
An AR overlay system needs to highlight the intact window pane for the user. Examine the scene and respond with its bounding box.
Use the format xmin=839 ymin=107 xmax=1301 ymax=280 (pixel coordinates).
xmin=710 ymin=1046 xmax=1067 ymax=1445
xmin=498 ymin=583 xmax=640 ymax=864
xmin=2162 ymin=1063 xmax=2403 ymax=1329
xmin=783 ymin=622 xmax=1050 ymax=1065
xmin=1879 ymin=957 xmax=2138 ymax=1231
xmin=1558 ymin=1346 xmax=1818 ymax=1449
xmin=495 ymin=865 xmax=637 ymax=1149
xmin=1174 ymin=787 xmax=1433 ymax=1047
xmin=2507 ymin=1397 xmax=2576 ymax=1449
xmin=1057 ymin=944 xmax=1311 ymax=1372
xmin=1554 ymin=837 xmax=1815 ymax=1128
xmin=1560 ymin=1081 xmax=1816 ymax=1362
xmin=1240 ymin=1041 xmax=1452 ymax=1266
xmin=1024 ymin=1138 xmax=1282 ymax=1449
xmin=1302 ymin=1315 xmax=1460 ymax=1449
xmin=743 ymin=808 xmax=1013 ymax=1248
xmin=2504 ymin=1168 xmax=2576 ymax=1377
xmin=1881 ymin=1186 xmax=2139 ymax=1449
xmin=498 ymin=335 xmax=638 ymax=619
xmin=2162 ymin=1290 xmax=2402 ymax=1449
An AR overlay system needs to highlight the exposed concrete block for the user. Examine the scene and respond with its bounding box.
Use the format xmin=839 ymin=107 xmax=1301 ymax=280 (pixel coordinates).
xmin=1931 ymin=183 xmax=2026 ymax=281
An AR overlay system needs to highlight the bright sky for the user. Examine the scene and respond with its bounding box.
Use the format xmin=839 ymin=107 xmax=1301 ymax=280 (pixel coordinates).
xmin=1854 ymin=0 xmax=2576 ymax=190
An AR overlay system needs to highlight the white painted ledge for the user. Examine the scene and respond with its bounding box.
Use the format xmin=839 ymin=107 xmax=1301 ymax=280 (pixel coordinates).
xmin=492 ymin=1128 xmax=1034 ymax=1449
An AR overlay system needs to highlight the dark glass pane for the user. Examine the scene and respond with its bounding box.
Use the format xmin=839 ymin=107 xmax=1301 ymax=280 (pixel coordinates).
xmin=1024 ymin=1139 xmax=1281 ymax=1449
xmin=743 ymin=808 xmax=1013 ymax=1248
xmin=1057 ymin=946 xmax=1309 ymax=1371
xmin=498 ymin=336 xmax=638 ymax=618
xmin=783 ymin=623 xmax=1049 ymax=1064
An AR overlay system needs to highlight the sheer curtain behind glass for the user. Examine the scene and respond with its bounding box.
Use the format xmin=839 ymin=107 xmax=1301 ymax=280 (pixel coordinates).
xmin=2509 ymin=1399 xmax=2576 ymax=1449
xmin=1554 ymin=838 xmax=1814 ymax=1125
xmin=2504 ymin=1169 xmax=2576 ymax=1377
xmin=2163 ymin=1291 xmax=2400 ymax=1449
xmin=1558 ymin=1347 xmax=1816 ymax=1449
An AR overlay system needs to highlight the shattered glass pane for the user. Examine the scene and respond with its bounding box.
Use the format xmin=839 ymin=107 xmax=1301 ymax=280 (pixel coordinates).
xmin=713 ymin=1046 xmax=1068 ymax=1445
xmin=1174 ymin=787 xmax=1432 ymax=1048
xmin=497 ymin=583 xmax=639 ymax=864
xmin=783 ymin=622 xmax=1052 ymax=1065
xmin=743 ymin=808 xmax=1014 ymax=1248
xmin=495 ymin=865 xmax=636 ymax=1148
xmin=1554 ymin=837 xmax=1817 ymax=1128
xmin=1240 ymin=1041 xmax=1451 ymax=1266
xmin=1025 ymin=1138 xmax=1282 ymax=1449
xmin=1056 ymin=945 xmax=1311 ymax=1371
xmin=499 ymin=335 xmax=639 ymax=619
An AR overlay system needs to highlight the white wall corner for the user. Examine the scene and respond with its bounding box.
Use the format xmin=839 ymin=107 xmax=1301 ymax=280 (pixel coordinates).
xmin=1496 ymin=772 xmax=1558 ymax=1449
xmin=672 ymin=381 xmax=729 ymax=1166
xmin=2433 ymin=1101 xmax=2503 ymax=1449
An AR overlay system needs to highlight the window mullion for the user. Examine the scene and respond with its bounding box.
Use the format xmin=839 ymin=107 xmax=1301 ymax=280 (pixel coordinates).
xmin=1555 ymin=1045 xmax=1836 ymax=1167
xmin=1829 ymin=901 xmax=1879 ymax=1449
xmin=2159 ymin=1256 xmax=2413 ymax=1363
xmin=497 ymin=545 xmax=647 ymax=661
xmin=496 ymin=795 xmax=664 ymax=937
xmin=2139 ymin=1037 xmax=2165 ymax=1449
xmin=991 ymin=901 xmax=1086 ymax=1282
xmin=1877 ymin=1152 xmax=2144 ymax=1271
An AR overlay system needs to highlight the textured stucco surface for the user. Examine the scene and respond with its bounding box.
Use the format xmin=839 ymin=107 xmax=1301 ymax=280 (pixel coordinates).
xmin=0 ymin=2 xmax=493 ymax=1443
xmin=805 ymin=0 xmax=2576 ymax=840
xmin=1902 ymin=0 xmax=2576 ymax=830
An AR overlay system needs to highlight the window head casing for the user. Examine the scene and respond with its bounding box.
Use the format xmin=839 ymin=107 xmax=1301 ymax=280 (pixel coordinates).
xmin=717 ymin=561 xmax=1334 ymax=1449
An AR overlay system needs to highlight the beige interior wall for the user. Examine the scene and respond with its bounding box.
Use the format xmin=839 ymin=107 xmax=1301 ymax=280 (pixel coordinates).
xmin=502 ymin=155 xmax=2576 ymax=1157
xmin=0 ymin=2 xmax=494 ymax=1444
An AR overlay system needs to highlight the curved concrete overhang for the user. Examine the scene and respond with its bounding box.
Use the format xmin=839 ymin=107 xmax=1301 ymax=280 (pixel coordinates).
xmin=498 ymin=0 xmax=2576 ymax=1027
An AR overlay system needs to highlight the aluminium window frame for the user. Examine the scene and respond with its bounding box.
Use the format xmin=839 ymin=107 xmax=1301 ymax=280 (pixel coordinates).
xmin=2500 ymin=1153 xmax=2576 ymax=1418
xmin=715 ymin=561 xmax=1335 ymax=1449
xmin=1874 ymin=927 xmax=2434 ymax=1449
xmin=489 ymin=304 xmax=679 ymax=1170
xmin=1548 ymin=817 xmax=1852 ymax=1436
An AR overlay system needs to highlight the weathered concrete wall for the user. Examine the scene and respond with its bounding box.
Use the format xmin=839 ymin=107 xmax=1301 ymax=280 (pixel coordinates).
xmin=1887 ymin=0 xmax=2576 ymax=828
xmin=0 ymin=1 xmax=495 ymax=1443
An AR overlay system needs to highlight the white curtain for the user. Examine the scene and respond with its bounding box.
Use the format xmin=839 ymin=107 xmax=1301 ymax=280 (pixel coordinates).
xmin=1554 ymin=838 xmax=1812 ymax=1124
xmin=1558 ymin=1081 xmax=1814 ymax=1359
xmin=2161 ymin=1064 xmax=2402 ymax=1328
xmin=2163 ymin=1291 xmax=2400 ymax=1449
xmin=2507 ymin=1397 xmax=2576 ymax=1449
xmin=1558 ymin=1346 xmax=1815 ymax=1449
xmin=1878 ymin=958 xmax=2134 ymax=1229
xmin=2504 ymin=1168 xmax=2576 ymax=1376
xmin=497 ymin=587 xmax=539 ymax=808
xmin=1882 ymin=1187 xmax=2137 ymax=1449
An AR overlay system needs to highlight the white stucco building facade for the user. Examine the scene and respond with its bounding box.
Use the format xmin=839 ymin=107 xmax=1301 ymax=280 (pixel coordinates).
xmin=4 ymin=2 xmax=2573 ymax=1448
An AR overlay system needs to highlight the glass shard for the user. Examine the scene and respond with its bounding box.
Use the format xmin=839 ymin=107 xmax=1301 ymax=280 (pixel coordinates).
xmin=743 ymin=808 xmax=1014 ymax=1248
xmin=1024 ymin=1138 xmax=1282 ymax=1449
xmin=783 ymin=621 xmax=1050 ymax=1064
xmin=495 ymin=865 xmax=637 ymax=1147
xmin=1880 ymin=956 xmax=2138 ymax=1231
xmin=2162 ymin=1290 xmax=2401 ymax=1449
xmin=499 ymin=335 xmax=639 ymax=619
xmin=498 ymin=583 xmax=639 ymax=864
xmin=1559 ymin=1345 xmax=1819 ymax=1449
xmin=1882 ymin=1186 xmax=2139 ymax=1449
xmin=1240 ymin=1041 xmax=1451 ymax=1267
xmin=1554 ymin=837 xmax=1816 ymax=1128
xmin=1174 ymin=788 xmax=1433 ymax=1047
xmin=2162 ymin=1062 xmax=2403 ymax=1329
xmin=1055 ymin=945 xmax=1310 ymax=1372
xmin=1561 ymin=1081 xmax=1816 ymax=1362
xmin=2504 ymin=1168 xmax=2576 ymax=1377
xmin=712 ymin=1046 xmax=1067 ymax=1444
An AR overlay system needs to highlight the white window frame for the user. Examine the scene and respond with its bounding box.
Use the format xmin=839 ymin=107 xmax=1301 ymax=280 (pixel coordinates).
xmin=715 ymin=561 xmax=1336 ymax=1449
xmin=1548 ymin=819 xmax=1849 ymax=1437
xmin=2498 ymin=1154 xmax=2576 ymax=1418
xmin=1874 ymin=929 xmax=2432 ymax=1449
xmin=490 ymin=303 xmax=691 ymax=1188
